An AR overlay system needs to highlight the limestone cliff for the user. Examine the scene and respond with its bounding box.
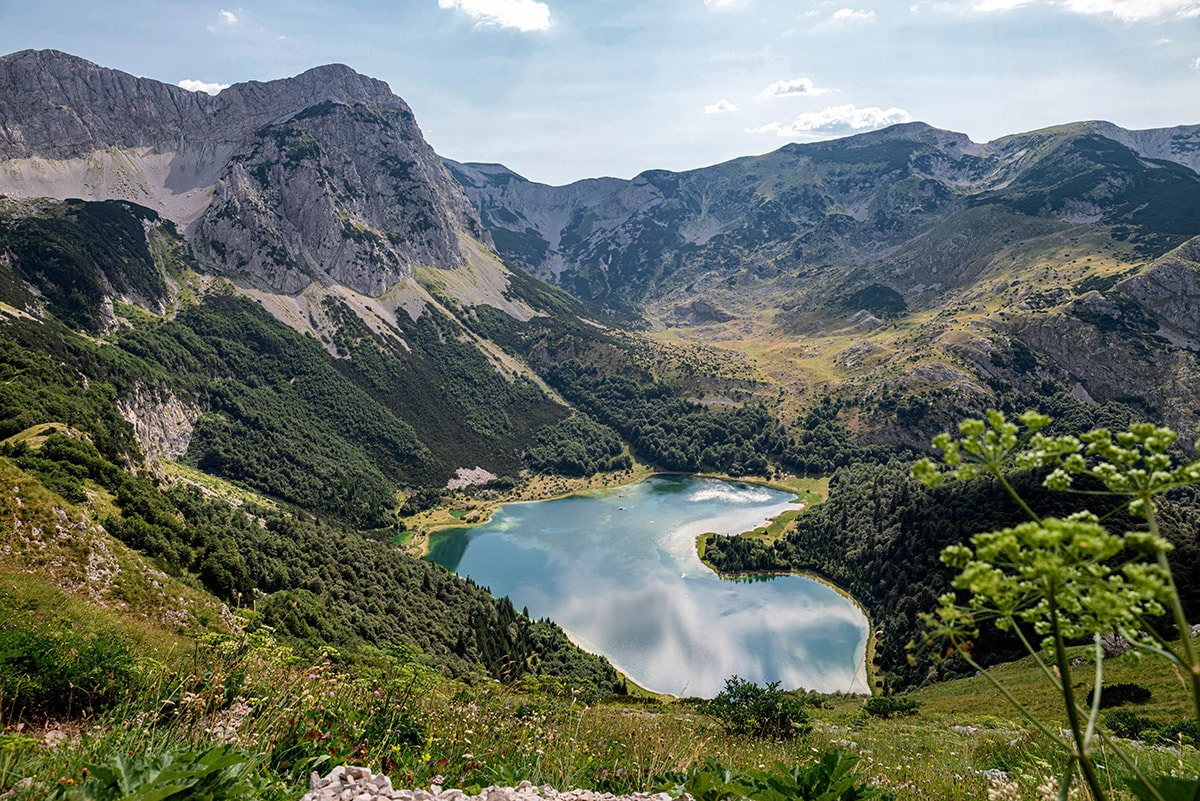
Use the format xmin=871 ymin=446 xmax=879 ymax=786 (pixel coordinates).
xmin=1118 ymin=236 xmax=1200 ymax=349
xmin=0 ymin=49 xmax=485 ymax=295
xmin=115 ymin=382 xmax=200 ymax=461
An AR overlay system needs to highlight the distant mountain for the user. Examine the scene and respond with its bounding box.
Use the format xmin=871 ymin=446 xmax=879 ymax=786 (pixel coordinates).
xmin=447 ymin=120 xmax=1200 ymax=320
xmin=448 ymin=120 xmax=1200 ymax=441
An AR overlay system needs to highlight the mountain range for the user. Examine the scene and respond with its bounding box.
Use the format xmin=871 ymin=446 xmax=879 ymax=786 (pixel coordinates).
xmin=0 ymin=49 xmax=1197 ymax=491
xmin=452 ymin=117 xmax=1200 ymax=443
xmin=3 ymin=46 xmax=1200 ymax=702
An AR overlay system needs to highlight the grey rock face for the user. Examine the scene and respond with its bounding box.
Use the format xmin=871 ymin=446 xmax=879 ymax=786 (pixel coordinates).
xmin=115 ymin=382 xmax=199 ymax=460
xmin=1119 ymin=235 xmax=1200 ymax=345
xmin=0 ymin=49 xmax=485 ymax=295
xmin=195 ymin=100 xmax=479 ymax=296
xmin=1008 ymin=288 xmax=1200 ymax=435
xmin=1090 ymin=120 xmax=1200 ymax=177
xmin=0 ymin=50 xmax=397 ymax=159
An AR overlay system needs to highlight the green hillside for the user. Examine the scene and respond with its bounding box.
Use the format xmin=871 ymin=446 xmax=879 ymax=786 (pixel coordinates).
xmin=1 ymin=57 xmax=1199 ymax=799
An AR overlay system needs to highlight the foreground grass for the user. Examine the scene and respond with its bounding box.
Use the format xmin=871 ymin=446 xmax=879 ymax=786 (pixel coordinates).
xmin=4 ymin=617 xmax=1197 ymax=801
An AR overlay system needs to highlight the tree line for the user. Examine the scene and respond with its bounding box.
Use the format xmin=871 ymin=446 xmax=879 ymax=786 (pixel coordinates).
xmin=704 ymin=460 xmax=1200 ymax=691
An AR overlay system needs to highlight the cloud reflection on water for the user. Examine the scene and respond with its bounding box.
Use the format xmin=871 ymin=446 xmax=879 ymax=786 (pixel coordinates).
xmin=436 ymin=476 xmax=869 ymax=697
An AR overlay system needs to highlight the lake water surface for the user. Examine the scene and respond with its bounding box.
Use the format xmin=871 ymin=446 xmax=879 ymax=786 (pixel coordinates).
xmin=426 ymin=475 xmax=869 ymax=697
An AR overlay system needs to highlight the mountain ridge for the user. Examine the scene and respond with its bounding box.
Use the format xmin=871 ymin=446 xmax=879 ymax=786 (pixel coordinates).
xmin=0 ymin=48 xmax=483 ymax=297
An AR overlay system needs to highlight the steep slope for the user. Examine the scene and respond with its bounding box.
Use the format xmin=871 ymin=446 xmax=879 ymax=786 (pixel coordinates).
xmin=994 ymin=236 xmax=1200 ymax=435
xmin=0 ymin=197 xmax=569 ymax=526
xmin=0 ymin=49 xmax=481 ymax=296
xmin=0 ymin=430 xmax=621 ymax=689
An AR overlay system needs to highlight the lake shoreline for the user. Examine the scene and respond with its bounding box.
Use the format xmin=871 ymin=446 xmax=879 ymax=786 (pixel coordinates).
xmin=406 ymin=468 xmax=822 ymax=558
xmin=698 ymin=560 xmax=878 ymax=697
xmin=421 ymin=473 xmax=874 ymax=698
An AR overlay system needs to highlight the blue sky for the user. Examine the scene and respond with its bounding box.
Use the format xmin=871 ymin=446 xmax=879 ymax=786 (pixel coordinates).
xmin=2 ymin=0 xmax=1198 ymax=184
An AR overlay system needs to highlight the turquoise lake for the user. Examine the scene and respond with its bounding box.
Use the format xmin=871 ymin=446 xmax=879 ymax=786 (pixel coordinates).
xmin=426 ymin=475 xmax=869 ymax=697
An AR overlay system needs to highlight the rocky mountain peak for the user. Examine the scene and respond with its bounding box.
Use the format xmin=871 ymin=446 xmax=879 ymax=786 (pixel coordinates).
xmin=195 ymin=95 xmax=482 ymax=295
xmin=0 ymin=49 xmax=487 ymax=296
xmin=0 ymin=48 xmax=415 ymax=159
xmin=0 ymin=49 xmax=211 ymax=158
xmin=211 ymin=62 xmax=407 ymax=130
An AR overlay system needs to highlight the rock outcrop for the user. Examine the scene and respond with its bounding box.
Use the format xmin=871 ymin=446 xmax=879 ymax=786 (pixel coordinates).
xmin=194 ymin=99 xmax=481 ymax=295
xmin=1119 ymin=235 xmax=1200 ymax=347
xmin=301 ymin=766 xmax=680 ymax=801
xmin=0 ymin=49 xmax=486 ymax=295
xmin=115 ymin=382 xmax=200 ymax=460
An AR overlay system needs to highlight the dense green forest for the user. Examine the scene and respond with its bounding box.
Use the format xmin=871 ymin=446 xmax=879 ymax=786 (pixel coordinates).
xmin=458 ymin=296 xmax=884 ymax=476
xmin=1 ymin=430 xmax=622 ymax=695
xmin=0 ymin=198 xmax=170 ymax=331
xmin=526 ymin=414 xmax=632 ymax=476
xmin=116 ymin=291 xmax=569 ymax=527
xmin=704 ymin=460 xmax=1200 ymax=691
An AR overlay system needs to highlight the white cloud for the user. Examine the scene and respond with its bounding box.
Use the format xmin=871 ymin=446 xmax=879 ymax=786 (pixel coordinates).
xmin=704 ymin=0 xmax=749 ymax=9
xmin=437 ymin=0 xmax=552 ymax=31
xmin=1155 ymin=37 xmax=1174 ymax=44
xmin=967 ymin=0 xmax=1200 ymax=19
xmin=1061 ymin=0 xmax=1199 ymax=19
xmin=831 ymin=8 xmax=877 ymax=21
xmin=972 ymin=0 xmax=1033 ymax=11
xmin=1192 ymin=56 xmax=1200 ymax=70
xmin=178 ymin=79 xmax=230 ymax=95
xmin=759 ymin=77 xmax=831 ymax=99
xmin=705 ymin=99 xmax=739 ymax=114
xmin=747 ymin=103 xmax=914 ymax=137
xmin=218 ymin=9 xmax=238 ymax=24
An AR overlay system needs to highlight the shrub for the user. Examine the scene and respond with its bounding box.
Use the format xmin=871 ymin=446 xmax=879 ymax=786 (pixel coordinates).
xmin=1086 ymin=682 xmax=1151 ymax=709
xmin=0 ymin=623 xmax=137 ymax=718
xmin=1103 ymin=709 xmax=1158 ymax=740
xmin=1104 ymin=710 xmax=1200 ymax=746
xmin=862 ymin=696 xmax=920 ymax=718
xmin=1158 ymin=718 xmax=1200 ymax=747
xmin=706 ymin=676 xmax=811 ymax=739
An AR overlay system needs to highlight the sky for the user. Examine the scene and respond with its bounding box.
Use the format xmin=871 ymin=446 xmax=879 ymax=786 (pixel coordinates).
xmin=1 ymin=0 xmax=1198 ymax=185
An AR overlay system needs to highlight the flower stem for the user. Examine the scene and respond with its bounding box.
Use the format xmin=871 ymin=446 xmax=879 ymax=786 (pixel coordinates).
xmin=1049 ymin=594 xmax=1106 ymax=801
